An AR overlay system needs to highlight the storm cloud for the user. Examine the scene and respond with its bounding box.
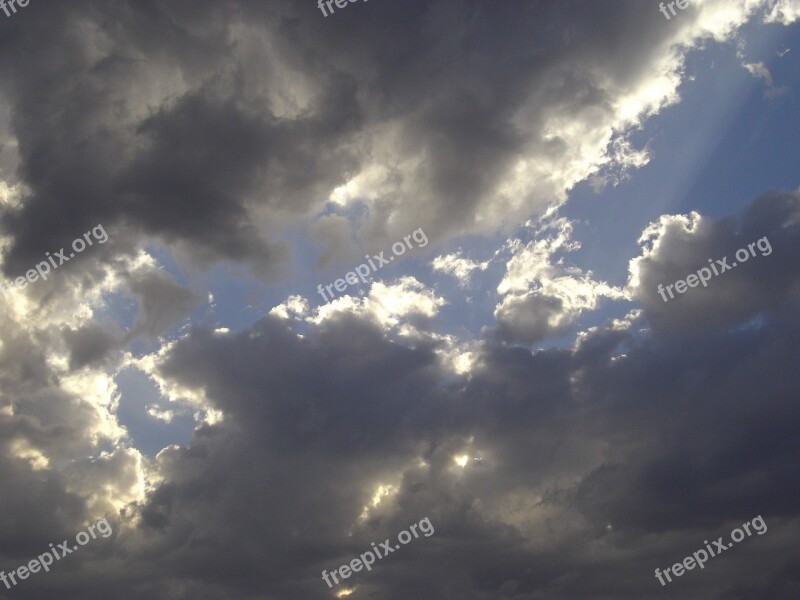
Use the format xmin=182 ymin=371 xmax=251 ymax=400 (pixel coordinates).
xmin=1 ymin=0 xmax=799 ymax=599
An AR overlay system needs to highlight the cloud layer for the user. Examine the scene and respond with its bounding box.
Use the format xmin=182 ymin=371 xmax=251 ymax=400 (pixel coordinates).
xmin=0 ymin=1 xmax=799 ymax=599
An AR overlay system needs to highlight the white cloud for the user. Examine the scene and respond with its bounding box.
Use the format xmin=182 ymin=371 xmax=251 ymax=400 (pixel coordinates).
xmin=310 ymin=276 xmax=446 ymax=331
xmin=269 ymin=294 xmax=309 ymax=320
xmin=431 ymin=251 xmax=490 ymax=287
xmin=742 ymin=60 xmax=788 ymax=97
xmin=494 ymin=218 xmax=625 ymax=343
xmin=765 ymin=0 xmax=800 ymax=24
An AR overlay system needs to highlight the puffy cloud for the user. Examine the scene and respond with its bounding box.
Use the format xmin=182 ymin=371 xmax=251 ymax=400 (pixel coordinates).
xmin=269 ymin=295 xmax=310 ymax=320
xmin=1 ymin=0 xmax=790 ymax=276
xmin=94 ymin=256 xmax=800 ymax=598
xmin=493 ymin=218 xmax=625 ymax=344
xmin=62 ymin=322 xmax=121 ymax=370
xmin=432 ymin=251 xmax=491 ymax=288
xmin=627 ymin=189 xmax=800 ymax=334
xmin=310 ymin=276 xmax=446 ymax=332
xmin=2 ymin=194 xmax=800 ymax=597
xmin=765 ymin=0 xmax=800 ymax=24
xmin=125 ymin=269 xmax=200 ymax=340
xmin=0 ymin=1 xmax=798 ymax=599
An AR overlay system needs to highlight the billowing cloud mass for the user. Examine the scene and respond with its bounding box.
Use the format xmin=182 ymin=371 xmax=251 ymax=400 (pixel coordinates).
xmin=494 ymin=218 xmax=625 ymax=344
xmin=1 ymin=0 xmax=799 ymax=599
xmin=628 ymin=189 xmax=800 ymax=333
xmin=0 ymin=0 xmax=790 ymax=273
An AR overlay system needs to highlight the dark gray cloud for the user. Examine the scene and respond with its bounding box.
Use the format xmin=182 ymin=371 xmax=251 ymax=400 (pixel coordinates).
xmin=494 ymin=290 xmax=567 ymax=343
xmin=0 ymin=0 xmax=361 ymax=279
xmin=0 ymin=0 xmax=722 ymax=277
xmin=2 ymin=202 xmax=800 ymax=598
xmin=629 ymin=189 xmax=800 ymax=334
xmin=0 ymin=1 xmax=799 ymax=599
xmin=89 ymin=258 xmax=797 ymax=599
xmin=62 ymin=322 xmax=120 ymax=369
xmin=125 ymin=270 xmax=200 ymax=340
xmin=14 ymin=186 xmax=786 ymax=598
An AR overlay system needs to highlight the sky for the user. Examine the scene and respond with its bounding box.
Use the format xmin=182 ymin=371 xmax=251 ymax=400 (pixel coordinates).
xmin=1 ymin=1 xmax=799 ymax=599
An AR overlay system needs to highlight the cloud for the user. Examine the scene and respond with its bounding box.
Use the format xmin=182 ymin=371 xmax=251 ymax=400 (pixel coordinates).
xmin=2 ymin=185 xmax=800 ymax=597
xmin=309 ymin=276 xmax=446 ymax=333
xmin=1 ymin=0 xmax=789 ymax=277
xmin=742 ymin=61 xmax=788 ymax=97
xmin=765 ymin=0 xmax=800 ymax=24
xmin=125 ymin=269 xmax=200 ymax=340
xmin=269 ymin=295 xmax=310 ymax=320
xmin=493 ymin=218 xmax=625 ymax=344
xmin=108 ymin=246 xmax=800 ymax=598
xmin=61 ymin=322 xmax=121 ymax=370
xmin=627 ymin=188 xmax=800 ymax=334
xmin=0 ymin=2 xmax=799 ymax=599
xmin=432 ymin=251 xmax=491 ymax=288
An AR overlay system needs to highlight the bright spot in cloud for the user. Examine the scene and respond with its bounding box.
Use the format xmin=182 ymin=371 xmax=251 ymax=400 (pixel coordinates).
xmin=358 ymin=483 xmax=398 ymax=521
